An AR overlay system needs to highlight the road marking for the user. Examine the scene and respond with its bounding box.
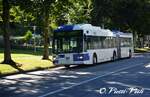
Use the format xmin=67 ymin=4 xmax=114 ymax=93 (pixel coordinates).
xmin=39 ymin=62 xmax=144 ymax=97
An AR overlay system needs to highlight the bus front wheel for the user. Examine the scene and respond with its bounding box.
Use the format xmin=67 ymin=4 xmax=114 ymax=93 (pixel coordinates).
xmin=64 ymin=65 xmax=70 ymax=68
xmin=112 ymin=52 xmax=117 ymax=61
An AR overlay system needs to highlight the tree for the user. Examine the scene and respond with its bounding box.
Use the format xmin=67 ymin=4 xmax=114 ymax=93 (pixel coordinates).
xmin=91 ymin=0 xmax=113 ymax=27
xmin=110 ymin=0 xmax=150 ymax=47
xmin=1 ymin=0 xmax=14 ymax=64
xmin=6 ymin=0 xmax=93 ymax=60
xmin=65 ymin=0 xmax=93 ymax=24
xmin=0 ymin=0 xmax=35 ymax=64
xmin=10 ymin=0 xmax=54 ymax=60
xmin=91 ymin=0 xmax=150 ymax=34
xmin=36 ymin=0 xmax=55 ymax=59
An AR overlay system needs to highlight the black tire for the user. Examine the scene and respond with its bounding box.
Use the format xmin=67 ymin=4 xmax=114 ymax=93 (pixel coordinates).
xmin=128 ymin=50 xmax=132 ymax=58
xmin=64 ymin=65 xmax=70 ymax=68
xmin=93 ymin=54 xmax=97 ymax=65
xmin=112 ymin=52 xmax=117 ymax=61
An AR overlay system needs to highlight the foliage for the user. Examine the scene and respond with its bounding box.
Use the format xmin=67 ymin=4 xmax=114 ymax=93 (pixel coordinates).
xmin=91 ymin=0 xmax=150 ymax=35
xmin=91 ymin=0 xmax=113 ymax=27
xmin=111 ymin=0 xmax=150 ymax=33
xmin=10 ymin=6 xmax=35 ymax=24
xmin=24 ymin=30 xmax=32 ymax=42
xmin=1 ymin=0 xmax=149 ymax=36
xmin=50 ymin=0 xmax=92 ymax=25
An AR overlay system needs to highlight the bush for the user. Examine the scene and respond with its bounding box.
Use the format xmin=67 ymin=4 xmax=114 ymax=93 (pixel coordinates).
xmin=24 ymin=30 xmax=32 ymax=42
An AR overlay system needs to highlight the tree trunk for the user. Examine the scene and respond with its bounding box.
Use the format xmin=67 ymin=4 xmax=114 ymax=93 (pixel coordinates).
xmin=2 ymin=0 xmax=13 ymax=64
xmin=133 ymin=31 xmax=138 ymax=48
xmin=149 ymin=36 xmax=150 ymax=48
xmin=91 ymin=0 xmax=100 ymax=26
xmin=42 ymin=7 xmax=49 ymax=60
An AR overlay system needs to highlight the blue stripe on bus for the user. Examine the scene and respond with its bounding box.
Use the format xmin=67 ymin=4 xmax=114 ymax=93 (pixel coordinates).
xmin=73 ymin=53 xmax=90 ymax=61
xmin=54 ymin=25 xmax=74 ymax=32
xmin=54 ymin=24 xmax=84 ymax=32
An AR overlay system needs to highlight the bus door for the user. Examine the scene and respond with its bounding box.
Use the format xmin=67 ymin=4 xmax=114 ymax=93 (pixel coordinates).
xmin=116 ymin=35 xmax=121 ymax=58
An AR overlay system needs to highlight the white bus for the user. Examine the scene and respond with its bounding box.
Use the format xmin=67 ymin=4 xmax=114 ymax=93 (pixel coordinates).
xmin=52 ymin=24 xmax=133 ymax=68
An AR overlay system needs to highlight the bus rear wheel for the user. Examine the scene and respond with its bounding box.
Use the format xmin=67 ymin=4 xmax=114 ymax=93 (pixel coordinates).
xmin=128 ymin=50 xmax=132 ymax=58
xmin=93 ymin=55 xmax=97 ymax=65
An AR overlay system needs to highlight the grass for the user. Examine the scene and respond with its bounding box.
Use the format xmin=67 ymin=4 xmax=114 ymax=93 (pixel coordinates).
xmin=0 ymin=49 xmax=54 ymax=76
xmin=134 ymin=47 xmax=150 ymax=53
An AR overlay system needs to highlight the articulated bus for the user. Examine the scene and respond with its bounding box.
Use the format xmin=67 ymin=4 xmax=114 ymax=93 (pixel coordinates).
xmin=52 ymin=24 xmax=133 ymax=68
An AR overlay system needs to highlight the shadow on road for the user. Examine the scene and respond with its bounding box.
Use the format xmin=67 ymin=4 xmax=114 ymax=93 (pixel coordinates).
xmin=0 ymin=53 xmax=149 ymax=97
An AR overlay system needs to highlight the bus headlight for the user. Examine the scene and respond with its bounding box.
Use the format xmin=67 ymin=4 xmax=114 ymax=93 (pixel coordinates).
xmin=53 ymin=55 xmax=58 ymax=60
xmin=73 ymin=53 xmax=89 ymax=61
xmin=79 ymin=56 xmax=83 ymax=59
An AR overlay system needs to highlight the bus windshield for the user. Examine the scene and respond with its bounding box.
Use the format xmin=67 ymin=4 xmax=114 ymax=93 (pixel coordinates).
xmin=53 ymin=30 xmax=83 ymax=54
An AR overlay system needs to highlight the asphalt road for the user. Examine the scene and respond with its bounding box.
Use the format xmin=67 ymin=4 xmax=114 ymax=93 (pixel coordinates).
xmin=0 ymin=53 xmax=150 ymax=97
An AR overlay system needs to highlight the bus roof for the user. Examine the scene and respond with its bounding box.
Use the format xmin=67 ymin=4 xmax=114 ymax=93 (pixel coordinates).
xmin=113 ymin=31 xmax=133 ymax=38
xmin=54 ymin=24 xmax=132 ymax=37
xmin=54 ymin=24 xmax=93 ymax=32
xmin=54 ymin=24 xmax=115 ymax=37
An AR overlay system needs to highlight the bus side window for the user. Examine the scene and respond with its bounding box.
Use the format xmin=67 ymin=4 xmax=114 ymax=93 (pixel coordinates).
xmin=93 ymin=37 xmax=98 ymax=49
xmin=101 ymin=37 xmax=107 ymax=48
xmin=70 ymin=38 xmax=77 ymax=50
xmin=98 ymin=37 xmax=102 ymax=49
xmin=100 ymin=37 xmax=104 ymax=48
xmin=86 ymin=37 xmax=91 ymax=50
